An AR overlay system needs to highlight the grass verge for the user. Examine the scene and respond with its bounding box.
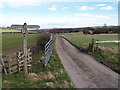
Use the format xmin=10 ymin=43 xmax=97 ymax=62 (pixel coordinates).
xmin=2 ymin=36 xmax=75 ymax=88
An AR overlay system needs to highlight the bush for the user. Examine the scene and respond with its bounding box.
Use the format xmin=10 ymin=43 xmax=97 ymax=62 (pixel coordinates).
xmin=36 ymin=32 xmax=51 ymax=51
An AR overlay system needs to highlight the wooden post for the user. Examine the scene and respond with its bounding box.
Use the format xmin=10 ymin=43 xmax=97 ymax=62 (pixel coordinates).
xmin=23 ymin=23 xmax=28 ymax=78
xmin=96 ymin=40 xmax=99 ymax=52
xmin=92 ymin=38 xmax=95 ymax=53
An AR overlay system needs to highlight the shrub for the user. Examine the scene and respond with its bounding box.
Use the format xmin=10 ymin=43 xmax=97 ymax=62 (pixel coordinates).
xmin=36 ymin=32 xmax=51 ymax=51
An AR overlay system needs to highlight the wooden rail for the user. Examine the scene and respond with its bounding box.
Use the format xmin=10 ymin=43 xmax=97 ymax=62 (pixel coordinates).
xmin=95 ymin=40 xmax=120 ymax=43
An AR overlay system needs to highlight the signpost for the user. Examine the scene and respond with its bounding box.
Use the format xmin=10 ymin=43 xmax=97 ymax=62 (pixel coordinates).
xmin=10 ymin=23 xmax=40 ymax=78
xmin=22 ymin=23 xmax=28 ymax=78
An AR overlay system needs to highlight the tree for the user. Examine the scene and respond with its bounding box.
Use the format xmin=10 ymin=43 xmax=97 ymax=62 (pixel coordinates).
xmin=103 ymin=23 xmax=108 ymax=33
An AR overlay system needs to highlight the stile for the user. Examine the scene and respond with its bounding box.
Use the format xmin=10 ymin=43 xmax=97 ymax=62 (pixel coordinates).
xmin=2 ymin=51 xmax=32 ymax=75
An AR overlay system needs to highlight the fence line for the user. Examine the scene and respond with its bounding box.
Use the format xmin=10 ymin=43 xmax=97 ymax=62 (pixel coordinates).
xmin=88 ymin=39 xmax=106 ymax=53
xmin=44 ymin=35 xmax=53 ymax=67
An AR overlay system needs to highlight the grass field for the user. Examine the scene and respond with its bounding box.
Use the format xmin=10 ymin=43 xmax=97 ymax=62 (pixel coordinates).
xmin=63 ymin=33 xmax=118 ymax=48
xmin=2 ymin=33 xmax=38 ymax=52
xmin=63 ymin=33 xmax=119 ymax=73
xmin=2 ymin=36 xmax=75 ymax=88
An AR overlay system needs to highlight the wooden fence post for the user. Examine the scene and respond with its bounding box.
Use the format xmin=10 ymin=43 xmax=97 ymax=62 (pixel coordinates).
xmin=91 ymin=38 xmax=95 ymax=53
xmin=23 ymin=23 xmax=28 ymax=78
xmin=96 ymin=40 xmax=99 ymax=52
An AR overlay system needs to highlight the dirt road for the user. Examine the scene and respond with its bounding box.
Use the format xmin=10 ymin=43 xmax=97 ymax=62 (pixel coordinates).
xmin=56 ymin=36 xmax=118 ymax=88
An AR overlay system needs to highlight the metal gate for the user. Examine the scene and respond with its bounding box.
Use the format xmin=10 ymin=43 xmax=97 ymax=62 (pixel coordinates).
xmin=44 ymin=35 xmax=53 ymax=66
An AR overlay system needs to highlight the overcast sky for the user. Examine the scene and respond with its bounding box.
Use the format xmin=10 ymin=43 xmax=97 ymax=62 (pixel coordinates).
xmin=0 ymin=0 xmax=119 ymax=29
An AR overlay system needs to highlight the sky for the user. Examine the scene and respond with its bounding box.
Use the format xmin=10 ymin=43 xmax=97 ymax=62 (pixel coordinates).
xmin=0 ymin=0 xmax=119 ymax=29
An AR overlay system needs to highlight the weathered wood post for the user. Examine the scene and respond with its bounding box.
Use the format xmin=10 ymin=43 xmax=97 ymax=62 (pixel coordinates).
xmin=96 ymin=40 xmax=99 ymax=52
xmin=91 ymin=38 xmax=95 ymax=53
xmin=23 ymin=23 xmax=28 ymax=78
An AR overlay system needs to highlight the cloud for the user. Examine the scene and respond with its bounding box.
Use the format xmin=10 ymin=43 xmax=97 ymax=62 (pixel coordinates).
xmin=48 ymin=5 xmax=57 ymax=11
xmin=74 ymin=13 xmax=110 ymax=19
xmin=0 ymin=0 xmax=47 ymax=7
xmin=100 ymin=6 xmax=113 ymax=10
xmin=48 ymin=7 xmax=56 ymax=11
xmin=79 ymin=6 xmax=95 ymax=10
xmin=96 ymin=4 xmax=107 ymax=6
xmin=0 ymin=2 xmax=4 ymax=8
xmin=0 ymin=0 xmax=117 ymax=8
xmin=62 ymin=7 xmax=68 ymax=10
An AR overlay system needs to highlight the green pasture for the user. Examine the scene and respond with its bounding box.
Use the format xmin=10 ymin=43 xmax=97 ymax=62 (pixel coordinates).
xmin=2 ymin=33 xmax=38 ymax=52
xmin=63 ymin=33 xmax=118 ymax=48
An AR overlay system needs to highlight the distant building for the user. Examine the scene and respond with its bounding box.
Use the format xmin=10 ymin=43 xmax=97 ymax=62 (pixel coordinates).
xmin=11 ymin=24 xmax=40 ymax=30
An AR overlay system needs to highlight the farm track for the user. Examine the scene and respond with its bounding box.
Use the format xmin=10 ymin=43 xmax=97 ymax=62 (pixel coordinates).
xmin=56 ymin=35 xmax=119 ymax=88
